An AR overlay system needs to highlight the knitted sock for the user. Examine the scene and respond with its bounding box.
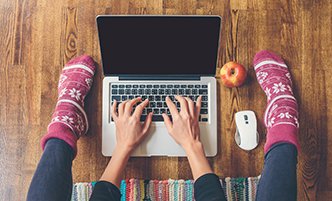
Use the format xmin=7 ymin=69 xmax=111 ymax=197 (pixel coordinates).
xmin=254 ymin=50 xmax=299 ymax=153
xmin=41 ymin=55 xmax=95 ymax=158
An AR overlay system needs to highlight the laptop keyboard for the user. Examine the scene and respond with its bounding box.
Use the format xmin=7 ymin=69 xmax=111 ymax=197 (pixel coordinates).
xmin=110 ymin=83 xmax=209 ymax=122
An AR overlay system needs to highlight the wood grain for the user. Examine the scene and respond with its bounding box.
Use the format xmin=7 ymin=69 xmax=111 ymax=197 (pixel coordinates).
xmin=0 ymin=0 xmax=331 ymax=200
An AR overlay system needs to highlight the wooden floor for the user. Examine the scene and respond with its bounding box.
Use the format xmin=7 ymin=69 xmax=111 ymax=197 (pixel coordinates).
xmin=0 ymin=0 xmax=331 ymax=200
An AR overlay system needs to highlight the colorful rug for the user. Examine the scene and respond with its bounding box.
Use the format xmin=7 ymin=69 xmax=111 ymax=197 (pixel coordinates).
xmin=72 ymin=176 xmax=260 ymax=201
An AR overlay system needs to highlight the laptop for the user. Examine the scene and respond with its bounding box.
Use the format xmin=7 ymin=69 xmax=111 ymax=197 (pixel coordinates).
xmin=97 ymin=15 xmax=221 ymax=157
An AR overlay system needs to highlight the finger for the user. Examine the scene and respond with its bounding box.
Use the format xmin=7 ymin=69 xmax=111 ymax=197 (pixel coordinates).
xmin=185 ymin=97 xmax=195 ymax=117
xmin=175 ymin=95 xmax=189 ymax=114
xmin=124 ymin=97 xmax=141 ymax=115
xmin=195 ymin=96 xmax=202 ymax=119
xmin=118 ymin=100 xmax=130 ymax=116
xmin=133 ymin=99 xmax=149 ymax=118
xmin=165 ymin=96 xmax=178 ymax=117
xmin=111 ymin=100 xmax=118 ymax=120
xmin=162 ymin=113 xmax=173 ymax=131
xmin=142 ymin=112 xmax=153 ymax=135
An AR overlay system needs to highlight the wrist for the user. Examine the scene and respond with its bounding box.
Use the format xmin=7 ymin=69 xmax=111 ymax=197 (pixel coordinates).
xmin=182 ymin=141 xmax=204 ymax=154
xmin=113 ymin=144 xmax=134 ymax=159
xmin=182 ymin=141 xmax=213 ymax=180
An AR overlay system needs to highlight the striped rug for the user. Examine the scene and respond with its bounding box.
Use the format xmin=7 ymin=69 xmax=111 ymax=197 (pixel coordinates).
xmin=72 ymin=176 xmax=260 ymax=201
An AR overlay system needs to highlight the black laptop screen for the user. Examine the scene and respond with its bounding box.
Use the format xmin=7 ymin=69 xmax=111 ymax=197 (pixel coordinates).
xmin=97 ymin=16 xmax=221 ymax=76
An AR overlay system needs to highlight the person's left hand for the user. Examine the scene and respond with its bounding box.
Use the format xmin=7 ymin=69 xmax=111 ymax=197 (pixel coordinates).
xmin=111 ymin=97 xmax=153 ymax=153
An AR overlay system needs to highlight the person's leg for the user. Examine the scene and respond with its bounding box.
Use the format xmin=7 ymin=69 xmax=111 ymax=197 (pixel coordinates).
xmin=255 ymin=143 xmax=298 ymax=200
xmin=253 ymin=50 xmax=299 ymax=201
xmin=26 ymin=55 xmax=95 ymax=201
xmin=26 ymin=139 xmax=75 ymax=201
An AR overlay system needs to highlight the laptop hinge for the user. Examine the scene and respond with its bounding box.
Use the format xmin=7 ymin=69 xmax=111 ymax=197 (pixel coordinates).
xmin=119 ymin=75 xmax=201 ymax=81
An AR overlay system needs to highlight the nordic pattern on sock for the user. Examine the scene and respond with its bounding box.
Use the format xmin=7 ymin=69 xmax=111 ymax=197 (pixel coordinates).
xmin=253 ymin=51 xmax=298 ymax=130
xmin=49 ymin=55 xmax=95 ymax=138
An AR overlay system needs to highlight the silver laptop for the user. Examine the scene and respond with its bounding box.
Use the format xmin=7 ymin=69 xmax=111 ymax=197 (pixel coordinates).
xmin=97 ymin=15 xmax=221 ymax=157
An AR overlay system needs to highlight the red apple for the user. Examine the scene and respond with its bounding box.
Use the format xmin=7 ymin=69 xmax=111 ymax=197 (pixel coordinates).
xmin=220 ymin=61 xmax=247 ymax=87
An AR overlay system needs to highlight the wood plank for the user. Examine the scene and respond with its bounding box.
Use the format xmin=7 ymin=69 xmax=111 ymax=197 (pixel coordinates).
xmin=6 ymin=65 xmax=27 ymax=125
xmin=61 ymin=7 xmax=78 ymax=66
xmin=0 ymin=125 xmax=26 ymax=200
xmin=297 ymin=1 xmax=329 ymax=199
xmin=0 ymin=6 xmax=15 ymax=125
xmin=23 ymin=6 xmax=44 ymax=125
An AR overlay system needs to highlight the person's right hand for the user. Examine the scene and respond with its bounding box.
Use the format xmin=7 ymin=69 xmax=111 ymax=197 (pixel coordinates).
xmin=162 ymin=95 xmax=202 ymax=149
xmin=162 ymin=95 xmax=213 ymax=180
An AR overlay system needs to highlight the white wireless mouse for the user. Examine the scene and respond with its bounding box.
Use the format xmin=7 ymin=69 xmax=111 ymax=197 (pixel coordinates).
xmin=234 ymin=110 xmax=259 ymax=151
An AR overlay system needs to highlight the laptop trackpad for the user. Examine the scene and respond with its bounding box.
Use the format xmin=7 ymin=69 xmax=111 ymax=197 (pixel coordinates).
xmin=140 ymin=125 xmax=179 ymax=156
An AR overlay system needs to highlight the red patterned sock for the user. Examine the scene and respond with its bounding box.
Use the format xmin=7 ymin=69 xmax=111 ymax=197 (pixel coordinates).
xmin=41 ymin=55 xmax=95 ymax=158
xmin=254 ymin=50 xmax=299 ymax=153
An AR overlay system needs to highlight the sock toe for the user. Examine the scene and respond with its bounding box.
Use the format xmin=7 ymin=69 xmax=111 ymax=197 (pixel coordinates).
xmin=65 ymin=55 xmax=95 ymax=74
xmin=254 ymin=50 xmax=285 ymax=66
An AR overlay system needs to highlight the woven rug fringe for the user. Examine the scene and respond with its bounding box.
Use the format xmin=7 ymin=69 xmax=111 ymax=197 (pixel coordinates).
xmin=72 ymin=176 xmax=260 ymax=201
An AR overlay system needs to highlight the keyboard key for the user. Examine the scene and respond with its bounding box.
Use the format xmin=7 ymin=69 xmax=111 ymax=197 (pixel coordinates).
xmin=179 ymin=89 xmax=184 ymax=95
xmin=161 ymin=85 xmax=166 ymax=88
xmin=200 ymin=109 xmax=208 ymax=114
xmin=174 ymin=85 xmax=180 ymax=88
xmin=165 ymin=89 xmax=171 ymax=95
xmin=167 ymin=85 xmax=173 ymax=88
xmin=112 ymin=96 xmax=121 ymax=101
xmin=202 ymin=118 xmax=208 ymax=122
xmin=185 ymin=89 xmax=191 ymax=95
xmin=147 ymin=85 xmax=153 ymax=88
xmin=202 ymin=96 xmax=208 ymax=101
xmin=172 ymin=89 xmax=178 ymax=95
xmin=122 ymin=96 xmax=128 ymax=101
xmin=145 ymin=89 xmax=151 ymax=94
xmin=118 ymin=89 xmax=124 ymax=94
xmin=133 ymin=85 xmax=139 ymax=88
xmin=192 ymin=89 xmax=198 ymax=94
xmin=125 ymin=89 xmax=131 ymax=94
xmin=157 ymin=102 xmax=163 ymax=107
xmin=140 ymin=115 xmax=147 ymax=121
xmin=112 ymin=89 xmax=117 ymax=94
xmin=158 ymin=89 xmax=164 ymax=94
xmin=201 ymin=102 xmax=208 ymax=107
xmin=138 ymin=89 xmax=144 ymax=94
xmin=199 ymin=89 xmax=208 ymax=95
xmin=188 ymin=85 xmax=194 ymax=88
xmin=126 ymin=85 xmax=131 ymax=88
xmin=202 ymin=85 xmax=208 ymax=88
xmin=119 ymin=85 xmax=125 ymax=88
xmin=152 ymin=115 xmax=164 ymax=121
xmin=153 ymin=108 xmax=159 ymax=114
xmin=140 ymin=85 xmax=145 ymax=88
xmin=181 ymin=85 xmax=187 ymax=88
xmin=150 ymin=102 xmax=156 ymax=107
xmin=148 ymin=96 xmax=154 ymax=101
xmin=195 ymin=85 xmax=201 ymax=88
xmin=155 ymin=96 xmax=161 ymax=101
xmin=132 ymin=89 xmax=137 ymax=94
xmin=152 ymin=89 xmax=158 ymax=94
xmin=112 ymin=85 xmax=118 ymax=88
xmin=153 ymin=85 xmax=159 ymax=88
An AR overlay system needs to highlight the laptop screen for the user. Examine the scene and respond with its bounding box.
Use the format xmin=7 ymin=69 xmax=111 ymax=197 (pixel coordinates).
xmin=97 ymin=16 xmax=221 ymax=76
